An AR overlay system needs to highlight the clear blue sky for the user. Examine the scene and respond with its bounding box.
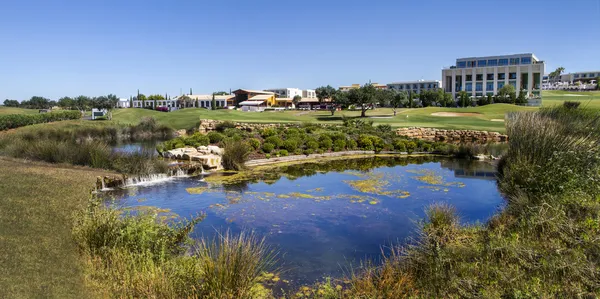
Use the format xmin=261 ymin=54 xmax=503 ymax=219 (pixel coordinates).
xmin=1 ymin=0 xmax=599 ymax=101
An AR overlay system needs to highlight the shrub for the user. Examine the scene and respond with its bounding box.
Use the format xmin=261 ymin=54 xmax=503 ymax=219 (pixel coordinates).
xmin=421 ymin=143 xmax=432 ymax=152
xmin=318 ymin=135 xmax=333 ymax=150
xmin=563 ymin=101 xmax=581 ymax=109
xmin=264 ymin=136 xmax=283 ymax=148
xmin=261 ymin=128 xmax=278 ymax=138
xmin=347 ymin=139 xmax=357 ymax=150
xmin=406 ymin=141 xmax=417 ymax=153
xmin=305 ymin=140 xmax=319 ymax=150
xmin=215 ymin=121 xmax=236 ymax=132
xmin=265 ymin=153 xmax=271 ymax=159
xmin=293 ymin=149 xmax=303 ymax=155
xmin=393 ymin=139 xmax=407 ymax=152
xmin=357 ymin=135 xmax=374 ymax=150
xmin=277 ymin=149 xmax=288 ymax=157
xmin=207 ymin=132 xmax=225 ymax=144
xmin=376 ymin=124 xmax=393 ymax=134
xmin=333 ymin=139 xmax=346 ymax=151
xmin=247 ymin=138 xmax=261 ymax=150
xmin=371 ymin=136 xmax=385 ymax=152
xmin=0 ymin=110 xmax=81 ymax=130
xmin=282 ymin=139 xmax=299 ymax=152
xmin=261 ymin=143 xmax=275 ymax=153
xmin=185 ymin=133 xmax=210 ymax=147
xmin=285 ymin=128 xmax=300 ymax=137
xmin=222 ymin=140 xmax=250 ymax=171
xmin=303 ymin=149 xmax=314 ymax=155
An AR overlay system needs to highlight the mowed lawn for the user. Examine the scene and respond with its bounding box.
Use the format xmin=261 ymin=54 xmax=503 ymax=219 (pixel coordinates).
xmin=0 ymin=157 xmax=114 ymax=298
xmin=542 ymin=90 xmax=600 ymax=109
xmin=112 ymin=103 xmax=532 ymax=132
xmin=0 ymin=106 xmax=40 ymax=115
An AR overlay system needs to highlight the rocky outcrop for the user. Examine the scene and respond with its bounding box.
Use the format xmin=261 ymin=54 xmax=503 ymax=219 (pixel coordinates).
xmin=162 ymin=146 xmax=224 ymax=170
xmin=396 ymin=127 xmax=508 ymax=142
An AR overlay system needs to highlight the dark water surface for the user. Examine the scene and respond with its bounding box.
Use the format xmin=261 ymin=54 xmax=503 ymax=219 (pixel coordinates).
xmin=102 ymin=156 xmax=504 ymax=286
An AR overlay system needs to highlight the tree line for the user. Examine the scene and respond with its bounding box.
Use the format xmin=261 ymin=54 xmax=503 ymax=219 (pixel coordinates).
xmin=314 ymin=83 xmax=529 ymax=117
xmin=3 ymin=95 xmax=120 ymax=110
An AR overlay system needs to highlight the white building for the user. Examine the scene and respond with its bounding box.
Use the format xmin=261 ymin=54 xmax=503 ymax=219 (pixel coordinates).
xmin=263 ymin=88 xmax=302 ymax=99
xmin=558 ymin=71 xmax=600 ymax=84
xmin=387 ymin=80 xmax=441 ymax=94
xmin=117 ymin=98 xmax=130 ymax=108
xmin=442 ymin=53 xmax=545 ymax=103
xmin=302 ymin=89 xmax=316 ymax=98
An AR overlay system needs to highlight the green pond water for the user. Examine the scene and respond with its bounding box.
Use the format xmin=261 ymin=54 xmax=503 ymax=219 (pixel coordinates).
xmin=102 ymin=156 xmax=504 ymax=287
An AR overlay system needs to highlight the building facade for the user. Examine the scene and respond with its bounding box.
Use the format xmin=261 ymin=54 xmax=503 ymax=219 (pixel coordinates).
xmin=387 ymin=80 xmax=440 ymax=94
xmin=302 ymin=89 xmax=316 ymax=98
xmin=559 ymin=71 xmax=600 ymax=83
xmin=442 ymin=53 xmax=545 ymax=102
xmin=263 ymin=88 xmax=302 ymax=99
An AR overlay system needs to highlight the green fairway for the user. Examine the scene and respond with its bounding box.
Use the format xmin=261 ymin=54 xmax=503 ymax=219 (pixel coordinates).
xmin=541 ymin=90 xmax=600 ymax=109
xmin=112 ymin=104 xmax=532 ymax=132
xmin=0 ymin=107 xmax=40 ymax=115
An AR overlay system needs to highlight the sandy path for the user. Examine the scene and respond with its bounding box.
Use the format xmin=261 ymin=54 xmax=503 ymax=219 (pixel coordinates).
xmin=431 ymin=112 xmax=482 ymax=117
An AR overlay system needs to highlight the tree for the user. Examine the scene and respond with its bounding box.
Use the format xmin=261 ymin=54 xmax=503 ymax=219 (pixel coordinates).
xmin=3 ymin=99 xmax=19 ymax=107
xmin=516 ymin=90 xmax=528 ymax=105
xmin=213 ymin=91 xmax=229 ymax=96
xmin=376 ymin=89 xmax=395 ymax=108
xmin=315 ymin=85 xmax=336 ymax=103
xmin=329 ymin=91 xmax=348 ymax=116
xmin=458 ymin=91 xmax=471 ymax=107
xmin=443 ymin=92 xmax=454 ymax=107
xmin=74 ymin=95 xmax=91 ymax=111
xmin=135 ymin=94 xmax=147 ymax=107
xmin=496 ymin=85 xmax=516 ymax=103
xmin=24 ymin=96 xmax=51 ymax=109
xmin=345 ymin=83 xmax=377 ymax=117
xmin=58 ymin=97 xmax=74 ymax=109
xmin=106 ymin=94 xmax=119 ymax=109
xmin=548 ymin=66 xmax=565 ymax=82
xmin=390 ymin=91 xmax=408 ymax=116
xmin=178 ymin=95 xmax=193 ymax=108
xmin=292 ymin=95 xmax=302 ymax=108
xmin=211 ymin=93 xmax=216 ymax=110
xmin=419 ymin=90 xmax=437 ymax=107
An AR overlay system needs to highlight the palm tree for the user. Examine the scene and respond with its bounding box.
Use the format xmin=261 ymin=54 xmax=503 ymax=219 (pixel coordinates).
xmin=549 ymin=67 xmax=565 ymax=83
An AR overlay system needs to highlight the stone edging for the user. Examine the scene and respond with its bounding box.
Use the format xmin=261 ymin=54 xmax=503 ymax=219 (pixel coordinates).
xmin=243 ymin=150 xmax=430 ymax=167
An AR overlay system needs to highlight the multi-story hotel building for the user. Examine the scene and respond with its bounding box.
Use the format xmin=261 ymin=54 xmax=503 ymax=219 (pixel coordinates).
xmin=387 ymin=80 xmax=441 ymax=94
xmin=442 ymin=53 xmax=545 ymax=101
xmin=263 ymin=88 xmax=302 ymax=99
xmin=302 ymin=89 xmax=316 ymax=98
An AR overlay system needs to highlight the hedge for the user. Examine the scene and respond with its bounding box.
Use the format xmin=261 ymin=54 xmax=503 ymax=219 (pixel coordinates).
xmin=0 ymin=110 xmax=81 ymax=130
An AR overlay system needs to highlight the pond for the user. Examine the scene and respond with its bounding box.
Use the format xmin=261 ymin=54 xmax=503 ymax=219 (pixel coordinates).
xmin=102 ymin=156 xmax=504 ymax=287
xmin=111 ymin=139 xmax=163 ymax=156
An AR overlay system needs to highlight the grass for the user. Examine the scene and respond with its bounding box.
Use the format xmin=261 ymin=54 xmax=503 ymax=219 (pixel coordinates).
xmin=0 ymin=157 xmax=115 ymax=298
xmin=0 ymin=106 xmax=40 ymax=115
xmin=541 ymin=90 xmax=600 ymax=109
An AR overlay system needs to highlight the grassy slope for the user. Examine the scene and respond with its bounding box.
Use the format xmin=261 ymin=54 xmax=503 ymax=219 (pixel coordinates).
xmin=0 ymin=157 xmax=114 ymax=298
xmin=541 ymin=90 xmax=600 ymax=109
xmin=0 ymin=106 xmax=40 ymax=115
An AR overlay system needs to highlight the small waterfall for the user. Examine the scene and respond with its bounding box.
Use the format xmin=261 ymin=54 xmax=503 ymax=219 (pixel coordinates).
xmin=101 ymin=179 xmax=106 ymax=190
xmin=124 ymin=173 xmax=171 ymax=187
xmin=172 ymin=168 xmax=187 ymax=177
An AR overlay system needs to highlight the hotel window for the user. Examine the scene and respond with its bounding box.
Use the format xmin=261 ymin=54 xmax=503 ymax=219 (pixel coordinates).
xmin=476 ymin=74 xmax=483 ymax=81
xmin=478 ymin=60 xmax=487 ymax=67
xmin=486 ymin=82 xmax=494 ymax=90
xmin=488 ymin=59 xmax=498 ymax=66
xmin=499 ymin=59 xmax=508 ymax=66
xmin=498 ymin=82 xmax=505 ymax=89
xmin=498 ymin=73 xmax=506 ymax=80
xmin=457 ymin=61 xmax=466 ymax=68
xmin=510 ymin=58 xmax=520 ymax=65
xmin=589 ymin=73 xmax=596 ymax=78
xmin=521 ymin=57 xmax=532 ymax=64
xmin=467 ymin=61 xmax=474 ymax=67
xmin=466 ymin=83 xmax=473 ymax=91
xmin=420 ymin=84 xmax=425 ymax=88
xmin=476 ymin=83 xmax=483 ymax=91
xmin=486 ymin=74 xmax=494 ymax=80
xmin=466 ymin=75 xmax=472 ymax=81
xmin=582 ymin=74 xmax=587 ymax=78
xmin=509 ymin=72 xmax=517 ymax=79
xmin=509 ymin=81 xmax=517 ymax=88
xmin=574 ymin=74 xmax=580 ymax=78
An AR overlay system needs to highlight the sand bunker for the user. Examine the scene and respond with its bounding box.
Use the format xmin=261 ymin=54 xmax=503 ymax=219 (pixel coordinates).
xmin=369 ymin=116 xmax=393 ymax=119
xmin=431 ymin=112 xmax=482 ymax=117
xmin=490 ymin=119 xmax=505 ymax=122
xmin=563 ymin=94 xmax=585 ymax=97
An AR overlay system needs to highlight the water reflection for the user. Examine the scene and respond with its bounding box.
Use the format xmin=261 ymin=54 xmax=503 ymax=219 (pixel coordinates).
xmin=102 ymin=156 xmax=504 ymax=286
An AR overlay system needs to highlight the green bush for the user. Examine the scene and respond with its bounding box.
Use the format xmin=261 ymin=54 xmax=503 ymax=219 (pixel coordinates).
xmin=421 ymin=143 xmax=432 ymax=152
xmin=264 ymin=136 xmax=283 ymax=148
xmin=282 ymin=139 xmax=299 ymax=152
xmin=357 ymin=135 xmax=374 ymax=151
xmin=261 ymin=128 xmax=278 ymax=138
xmin=265 ymin=153 xmax=271 ymax=159
xmin=207 ymin=132 xmax=225 ymax=144
xmin=215 ymin=121 xmax=236 ymax=132
xmin=393 ymin=139 xmax=407 ymax=152
xmin=261 ymin=143 xmax=275 ymax=153
xmin=285 ymin=128 xmax=300 ymax=137
xmin=333 ymin=139 xmax=346 ymax=151
xmin=185 ymin=133 xmax=210 ymax=147
xmin=293 ymin=149 xmax=303 ymax=155
xmin=0 ymin=110 xmax=81 ymax=130
xmin=247 ymin=138 xmax=261 ymax=150
xmin=405 ymin=141 xmax=417 ymax=153
xmin=303 ymin=149 xmax=314 ymax=155
xmin=347 ymin=139 xmax=357 ymax=150
xmin=318 ymin=135 xmax=333 ymax=150
xmin=305 ymin=140 xmax=319 ymax=150
xmin=277 ymin=149 xmax=288 ymax=157
xmin=222 ymin=140 xmax=250 ymax=171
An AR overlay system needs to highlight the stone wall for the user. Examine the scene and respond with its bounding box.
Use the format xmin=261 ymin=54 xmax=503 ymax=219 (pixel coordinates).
xmin=396 ymin=127 xmax=508 ymax=142
xmin=198 ymin=119 xmax=298 ymax=133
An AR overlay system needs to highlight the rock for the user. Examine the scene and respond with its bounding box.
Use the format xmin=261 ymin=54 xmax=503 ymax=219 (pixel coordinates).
xmin=396 ymin=127 xmax=508 ymax=142
xmin=175 ymin=129 xmax=187 ymax=137
xmin=207 ymin=145 xmax=224 ymax=156
xmin=163 ymin=146 xmax=224 ymax=170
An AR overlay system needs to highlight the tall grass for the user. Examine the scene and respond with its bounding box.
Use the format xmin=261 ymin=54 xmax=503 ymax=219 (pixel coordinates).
xmin=222 ymin=140 xmax=250 ymax=171
xmin=75 ymin=198 xmax=278 ymax=298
